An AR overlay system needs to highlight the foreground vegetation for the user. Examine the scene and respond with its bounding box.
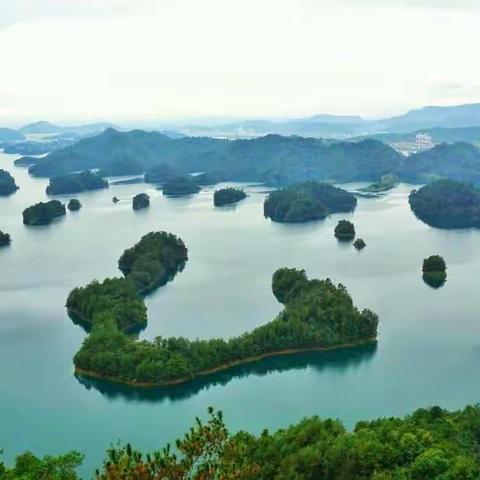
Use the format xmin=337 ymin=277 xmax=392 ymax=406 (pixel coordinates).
xmin=4 ymin=404 xmax=480 ymax=478
xmin=71 ymin=261 xmax=377 ymax=386
xmin=264 ymin=181 xmax=357 ymax=223
xmin=46 ymin=170 xmax=108 ymax=195
xmin=0 ymin=169 xmax=19 ymax=196
xmin=22 ymin=200 xmax=66 ymax=225
xmin=409 ymin=179 xmax=480 ymax=228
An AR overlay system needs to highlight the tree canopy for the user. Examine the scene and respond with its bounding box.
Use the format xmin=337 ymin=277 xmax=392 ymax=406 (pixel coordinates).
xmin=22 ymin=200 xmax=66 ymax=225
xmin=0 ymin=169 xmax=19 ymax=196
xmin=334 ymin=220 xmax=355 ymax=240
xmin=46 ymin=170 xmax=108 ymax=195
xmin=213 ymin=187 xmax=246 ymax=206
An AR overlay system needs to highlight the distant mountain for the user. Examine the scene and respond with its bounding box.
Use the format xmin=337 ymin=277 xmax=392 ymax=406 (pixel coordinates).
xmin=374 ymin=104 xmax=480 ymax=133
xmin=19 ymin=121 xmax=117 ymax=136
xmin=0 ymin=128 xmax=25 ymax=142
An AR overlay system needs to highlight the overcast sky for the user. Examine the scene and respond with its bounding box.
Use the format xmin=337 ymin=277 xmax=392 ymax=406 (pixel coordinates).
xmin=0 ymin=0 xmax=479 ymax=126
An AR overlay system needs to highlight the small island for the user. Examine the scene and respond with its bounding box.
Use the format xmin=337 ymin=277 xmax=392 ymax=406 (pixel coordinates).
xmin=264 ymin=181 xmax=357 ymax=223
xmin=112 ymin=196 xmax=119 ymax=203
xmin=0 ymin=169 xmax=19 ymax=196
xmin=67 ymin=199 xmax=82 ymax=211
xmin=46 ymin=170 xmax=108 ymax=195
xmin=353 ymin=238 xmax=366 ymax=250
xmin=334 ymin=219 xmax=355 ymax=240
xmin=162 ymin=175 xmax=201 ymax=196
xmin=422 ymin=255 xmax=447 ymax=288
xmin=132 ymin=193 xmax=150 ymax=210
xmin=213 ymin=187 xmax=246 ymax=206
xmin=409 ymin=179 xmax=480 ymax=229
xmin=360 ymin=174 xmax=398 ymax=193
xmin=118 ymin=231 xmax=188 ymax=294
xmin=23 ymin=200 xmax=66 ymax=225
xmin=0 ymin=230 xmax=11 ymax=247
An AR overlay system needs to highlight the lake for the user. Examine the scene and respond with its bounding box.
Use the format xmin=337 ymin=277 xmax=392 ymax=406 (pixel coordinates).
xmin=1 ymin=151 xmax=480 ymax=477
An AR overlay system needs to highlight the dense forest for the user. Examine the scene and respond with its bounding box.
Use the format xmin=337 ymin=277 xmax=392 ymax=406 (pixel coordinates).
xmin=118 ymin=231 xmax=188 ymax=294
xmin=72 ymin=264 xmax=377 ymax=386
xmin=22 ymin=200 xmax=66 ymax=225
xmin=409 ymin=179 xmax=480 ymax=228
xmin=4 ymin=404 xmax=480 ymax=479
xmin=264 ymin=181 xmax=357 ymax=223
xmin=213 ymin=187 xmax=247 ymax=206
xmin=46 ymin=170 xmax=108 ymax=195
xmin=0 ymin=169 xmax=19 ymax=196
xmin=334 ymin=220 xmax=356 ymax=240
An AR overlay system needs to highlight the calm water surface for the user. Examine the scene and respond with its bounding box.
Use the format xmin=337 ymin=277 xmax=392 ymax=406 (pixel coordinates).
xmin=1 ymin=151 xmax=480 ymax=476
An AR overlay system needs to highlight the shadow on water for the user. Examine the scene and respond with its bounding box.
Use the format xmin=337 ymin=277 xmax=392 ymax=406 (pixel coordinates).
xmin=76 ymin=342 xmax=378 ymax=403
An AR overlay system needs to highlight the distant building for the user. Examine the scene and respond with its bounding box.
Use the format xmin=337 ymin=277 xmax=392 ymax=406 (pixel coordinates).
xmin=415 ymin=133 xmax=434 ymax=150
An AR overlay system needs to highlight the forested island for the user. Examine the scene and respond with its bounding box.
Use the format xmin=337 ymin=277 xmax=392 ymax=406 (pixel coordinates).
xmin=360 ymin=174 xmax=398 ymax=193
xmin=67 ymin=199 xmax=82 ymax=211
xmin=117 ymin=231 xmax=188 ymax=294
xmin=162 ymin=175 xmax=201 ymax=196
xmin=422 ymin=255 xmax=447 ymax=288
xmin=4 ymin=404 xmax=480 ymax=479
xmin=46 ymin=170 xmax=108 ymax=195
xmin=334 ymin=220 xmax=355 ymax=240
xmin=409 ymin=179 xmax=480 ymax=228
xmin=264 ymin=181 xmax=357 ymax=223
xmin=22 ymin=200 xmax=66 ymax=225
xmin=213 ymin=187 xmax=246 ymax=206
xmin=0 ymin=169 xmax=19 ymax=196
xmin=353 ymin=238 xmax=366 ymax=250
xmin=70 ymin=256 xmax=377 ymax=386
xmin=0 ymin=230 xmax=11 ymax=247
xmin=132 ymin=193 xmax=149 ymax=210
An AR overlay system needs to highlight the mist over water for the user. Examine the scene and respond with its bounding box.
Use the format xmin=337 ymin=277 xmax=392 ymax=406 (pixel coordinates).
xmin=2 ymin=151 xmax=480 ymax=476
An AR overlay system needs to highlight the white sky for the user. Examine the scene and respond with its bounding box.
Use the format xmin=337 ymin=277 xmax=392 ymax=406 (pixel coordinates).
xmin=0 ymin=0 xmax=479 ymax=126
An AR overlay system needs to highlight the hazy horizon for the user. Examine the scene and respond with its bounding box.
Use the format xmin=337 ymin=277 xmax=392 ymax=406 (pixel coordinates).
xmin=1 ymin=0 xmax=479 ymax=126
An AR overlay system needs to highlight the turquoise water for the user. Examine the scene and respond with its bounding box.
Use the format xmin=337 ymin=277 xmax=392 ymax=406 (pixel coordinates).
xmin=1 ymin=151 xmax=480 ymax=477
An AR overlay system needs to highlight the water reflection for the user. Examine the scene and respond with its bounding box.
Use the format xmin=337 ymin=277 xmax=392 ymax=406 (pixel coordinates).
xmin=76 ymin=342 xmax=377 ymax=402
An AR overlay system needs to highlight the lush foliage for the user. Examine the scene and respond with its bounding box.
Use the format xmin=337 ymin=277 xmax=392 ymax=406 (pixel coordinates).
xmin=7 ymin=404 xmax=480 ymax=479
xmin=67 ymin=199 xmax=82 ymax=211
xmin=264 ymin=182 xmax=356 ymax=223
xmin=213 ymin=187 xmax=247 ymax=206
xmin=409 ymin=179 xmax=480 ymax=228
xmin=334 ymin=220 xmax=355 ymax=240
xmin=162 ymin=176 xmax=201 ymax=196
xmin=118 ymin=232 xmax=188 ymax=294
xmin=360 ymin=174 xmax=398 ymax=193
xmin=0 ymin=450 xmax=83 ymax=480
xmin=46 ymin=170 xmax=108 ymax=195
xmin=22 ymin=200 xmax=66 ymax=225
xmin=132 ymin=193 xmax=150 ymax=211
xmin=73 ymin=267 xmax=377 ymax=385
xmin=66 ymin=278 xmax=147 ymax=332
xmin=354 ymin=238 xmax=366 ymax=250
xmin=0 ymin=230 xmax=11 ymax=247
xmin=0 ymin=169 xmax=19 ymax=196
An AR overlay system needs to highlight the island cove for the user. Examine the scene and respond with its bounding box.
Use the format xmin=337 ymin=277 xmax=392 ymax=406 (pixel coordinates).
xmin=68 ymin=233 xmax=378 ymax=388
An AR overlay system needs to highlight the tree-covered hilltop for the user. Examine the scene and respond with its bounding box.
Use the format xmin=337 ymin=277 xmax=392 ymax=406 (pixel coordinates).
xmin=66 ymin=278 xmax=147 ymax=332
xmin=132 ymin=193 xmax=149 ymax=210
xmin=334 ymin=220 xmax=356 ymax=240
xmin=22 ymin=200 xmax=66 ymax=225
xmin=422 ymin=255 xmax=447 ymax=288
xmin=73 ymin=266 xmax=377 ymax=386
xmin=118 ymin=231 xmax=188 ymax=294
xmin=409 ymin=179 xmax=480 ymax=228
xmin=403 ymin=142 xmax=480 ymax=184
xmin=0 ymin=230 xmax=11 ymax=247
xmin=27 ymin=128 xmax=404 ymax=184
xmin=213 ymin=187 xmax=246 ymax=206
xmin=264 ymin=181 xmax=357 ymax=223
xmin=67 ymin=199 xmax=82 ymax=211
xmin=162 ymin=175 xmax=201 ymax=196
xmin=46 ymin=170 xmax=108 ymax=195
xmin=5 ymin=404 xmax=480 ymax=478
xmin=0 ymin=169 xmax=19 ymax=196
xmin=144 ymin=163 xmax=187 ymax=184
